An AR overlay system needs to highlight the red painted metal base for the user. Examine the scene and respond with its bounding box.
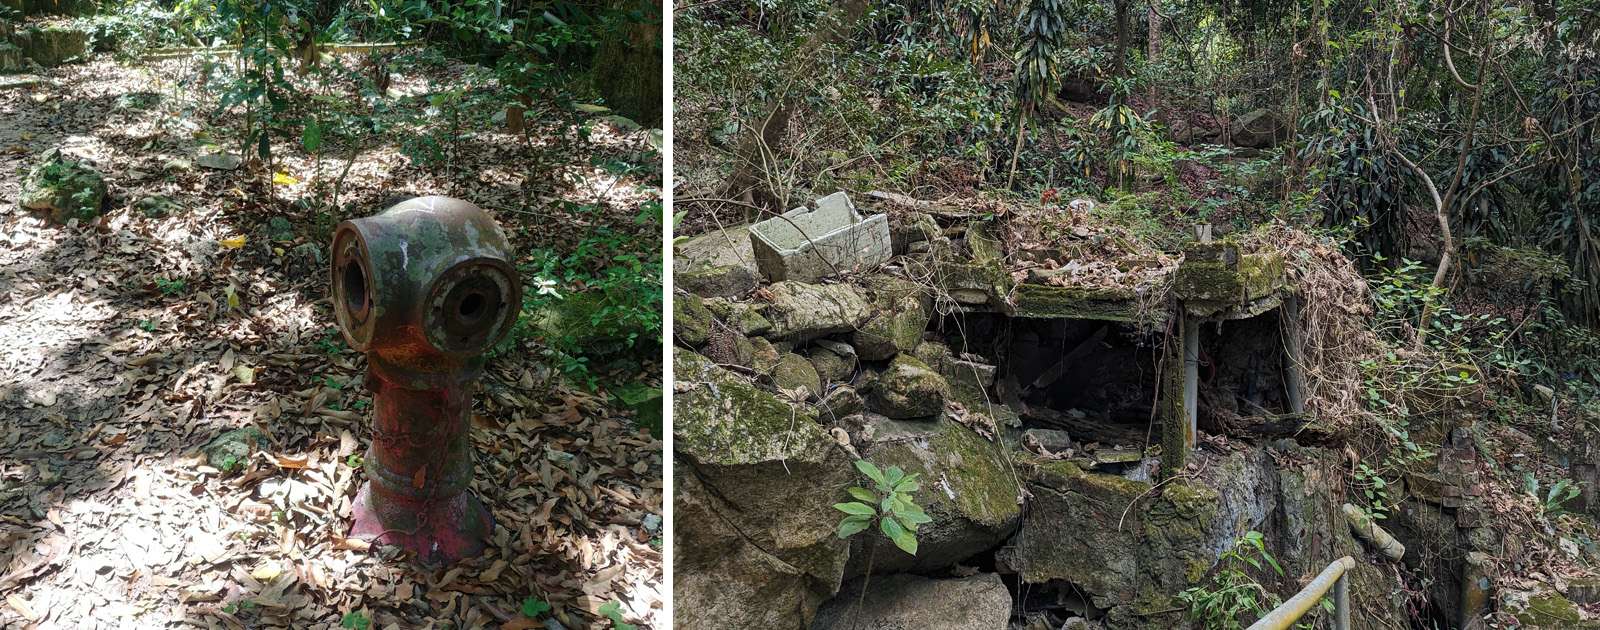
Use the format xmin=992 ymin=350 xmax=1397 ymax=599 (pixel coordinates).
xmin=349 ymin=481 xmax=492 ymax=565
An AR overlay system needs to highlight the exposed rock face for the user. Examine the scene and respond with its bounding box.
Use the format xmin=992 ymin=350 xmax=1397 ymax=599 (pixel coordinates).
xmin=1230 ymin=109 xmax=1286 ymax=148
xmin=867 ymin=354 xmax=948 ymax=419
xmin=1000 ymin=449 xmax=1274 ymax=622
xmin=674 ymin=349 xmax=853 ymax=629
xmin=17 ymin=148 xmax=106 ymax=224
xmin=850 ymin=415 xmax=1021 ymax=575
xmin=765 ymin=281 xmax=872 ymax=341
xmin=852 ymin=275 xmax=931 ymax=361
xmin=811 ymin=573 xmax=1013 ymax=630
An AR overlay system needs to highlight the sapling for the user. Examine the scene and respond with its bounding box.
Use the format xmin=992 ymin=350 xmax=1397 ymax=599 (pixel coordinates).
xmin=834 ymin=459 xmax=932 ymax=626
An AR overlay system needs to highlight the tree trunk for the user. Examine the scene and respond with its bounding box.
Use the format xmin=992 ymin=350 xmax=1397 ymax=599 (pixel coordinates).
xmin=725 ymin=0 xmax=872 ymax=210
xmin=1114 ymin=0 xmax=1131 ymax=79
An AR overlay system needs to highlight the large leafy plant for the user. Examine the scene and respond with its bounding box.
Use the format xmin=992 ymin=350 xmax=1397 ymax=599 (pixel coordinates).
xmin=834 ymin=460 xmax=931 ymax=555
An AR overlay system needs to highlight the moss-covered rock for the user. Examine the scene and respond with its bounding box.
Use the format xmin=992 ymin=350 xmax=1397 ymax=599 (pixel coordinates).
xmin=673 ymin=348 xmax=853 ymax=629
xmin=750 ymin=336 xmax=781 ymax=373
xmin=17 ymin=149 xmax=106 ymax=224
xmin=853 ymin=275 xmax=932 ymax=361
xmin=772 ymin=352 xmax=822 ymax=399
xmin=848 ymin=415 xmax=1022 ymax=575
xmin=867 ymin=354 xmax=948 ymax=419
xmin=705 ymin=297 xmax=773 ymax=335
xmin=1516 ymin=593 xmax=1586 ymax=628
xmin=765 ymin=281 xmax=872 ymax=341
xmin=808 ymin=342 xmax=856 ymax=384
xmin=202 ymin=427 xmax=264 ymax=473
xmin=676 ymin=224 xmax=759 ymax=297
xmin=673 ymin=293 xmax=713 ymax=347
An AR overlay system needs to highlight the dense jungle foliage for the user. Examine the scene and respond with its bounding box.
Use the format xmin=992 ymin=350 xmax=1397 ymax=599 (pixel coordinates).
xmin=676 ymin=0 xmax=1600 ymax=401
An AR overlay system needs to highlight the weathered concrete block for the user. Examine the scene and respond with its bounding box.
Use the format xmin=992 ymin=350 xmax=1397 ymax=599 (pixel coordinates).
xmin=9 ymin=23 xmax=90 ymax=67
xmin=749 ymin=191 xmax=890 ymax=282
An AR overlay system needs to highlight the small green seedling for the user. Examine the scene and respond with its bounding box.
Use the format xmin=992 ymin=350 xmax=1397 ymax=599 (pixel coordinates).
xmin=339 ymin=611 xmax=370 ymax=630
xmin=155 ymin=277 xmax=186 ymax=295
xmin=520 ymin=597 xmax=551 ymax=618
xmin=598 ymin=601 xmax=635 ymax=630
xmin=834 ymin=460 xmax=932 ymax=555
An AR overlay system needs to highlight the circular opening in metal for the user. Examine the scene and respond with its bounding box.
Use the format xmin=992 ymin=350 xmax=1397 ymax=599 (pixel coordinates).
xmin=458 ymin=291 xmax=486 ymax=323
xmin=342 ymin=260 xmax=368 ymax=317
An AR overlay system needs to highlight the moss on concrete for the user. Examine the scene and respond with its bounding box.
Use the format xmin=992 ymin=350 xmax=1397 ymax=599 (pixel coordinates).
xmin=1007 ymin=284 xmax=1145 ymax=321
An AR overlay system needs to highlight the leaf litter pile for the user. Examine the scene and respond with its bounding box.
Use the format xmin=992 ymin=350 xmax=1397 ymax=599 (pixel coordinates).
xmin=0 ymin=54 xmax=662 ymax=628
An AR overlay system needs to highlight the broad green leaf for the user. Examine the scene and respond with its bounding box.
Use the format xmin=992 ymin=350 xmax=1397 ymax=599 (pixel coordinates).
xmin=881 ymin=518 xmax=918 ymax=555
xmin=885 ymin=466 xmax=906 ymax=487
xmin=833 ymin=502 xmax=874 ymax=516
xmin=573 ymin=103 xmax=611 ymax=113
xmin=846 ymin=487 xmax=876 ymax=503
xmin=854 ymin=460 xmax=886 ymax=485
xmin=836 ymin=516 xmax=870 ymax=539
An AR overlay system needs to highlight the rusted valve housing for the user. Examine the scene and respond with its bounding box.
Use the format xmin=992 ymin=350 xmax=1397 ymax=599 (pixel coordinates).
xmin=331 ymin=196 xmax=521 ymax=564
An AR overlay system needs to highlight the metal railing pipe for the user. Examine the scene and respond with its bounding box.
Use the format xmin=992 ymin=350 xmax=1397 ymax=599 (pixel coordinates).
xmin=1247 ymin=556 xmax=1357 ymax=630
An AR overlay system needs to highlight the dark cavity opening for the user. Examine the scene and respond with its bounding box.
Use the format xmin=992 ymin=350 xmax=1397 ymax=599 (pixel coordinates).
xmin=342 ymin=261 xmax=368 ymax=316
xmin=458 ymin=291 xmax=486 ymax=322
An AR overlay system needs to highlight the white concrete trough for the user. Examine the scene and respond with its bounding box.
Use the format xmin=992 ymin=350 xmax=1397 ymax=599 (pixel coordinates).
xmin=749 ymin=191 xmax=891 ymax=282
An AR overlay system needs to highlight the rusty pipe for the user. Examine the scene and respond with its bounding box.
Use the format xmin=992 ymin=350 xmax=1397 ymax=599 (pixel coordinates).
xmin=332 ymin=196 xmax=521 ymax=565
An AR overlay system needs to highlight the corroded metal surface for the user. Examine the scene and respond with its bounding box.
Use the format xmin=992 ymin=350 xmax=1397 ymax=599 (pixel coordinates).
xmin=332 ymin=196 xmax=520 ymax=565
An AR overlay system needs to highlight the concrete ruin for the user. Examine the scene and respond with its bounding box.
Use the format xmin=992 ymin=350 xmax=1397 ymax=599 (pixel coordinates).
xmin=670 ymin=193 xmax=1510 ymax=629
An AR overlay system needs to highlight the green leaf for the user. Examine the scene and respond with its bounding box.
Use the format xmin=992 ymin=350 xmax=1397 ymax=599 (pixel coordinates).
xmin=340 ymin=612 xmax=370 ymax=630
xmin=892 ymin=472 xmax=920 ymax=492
xmin=520 ymin=597 xmax=551 ymax=618
xmin=854 ymin=460 xmax=886 ymax=485
xmin=894 ymin=503 xmax=933 ymax=527
xmin=885 ymin=466 xmax=906 ymax=488
xmin=836 ymin=515 xmax=871 ymax=539
xmin=881 ymin=517 xmax=918 ymax=555
xmin=302 ymin=119 xmax=322 ymax=153
xmin=833 ymin=502 xmax=875 ymax=516
xmin=846 ymin=486 xmax=876 ymax=503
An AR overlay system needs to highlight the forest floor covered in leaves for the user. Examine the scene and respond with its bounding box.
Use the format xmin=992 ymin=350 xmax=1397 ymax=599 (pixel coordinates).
xmin=0 ymin=53 xmax=662 ymax=629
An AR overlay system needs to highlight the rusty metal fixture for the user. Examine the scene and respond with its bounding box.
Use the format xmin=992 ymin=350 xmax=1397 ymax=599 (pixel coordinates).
xmin=331 ymin=196 xmax=521 ymax=565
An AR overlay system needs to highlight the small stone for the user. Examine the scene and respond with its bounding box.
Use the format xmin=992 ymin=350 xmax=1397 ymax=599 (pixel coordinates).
xmin=135 ymin=195 xmax=181 ymax=218
xmin=195 ymin=151 xmax=242 ymax=171
xmin=867 ymin=354 xmax=949 ymax=419
xmin=808 ymin=344 xmax=856 ymax=384
xmin=704 ymin=298 xmax=771 ymax=336
xmin=818 ymin=386 xmax=865 ymax=420
xmin=772 ymin=353 xmax=821 ymax=400
xmin=203 ymin=427 xmax=265 ymax=473
xmin=17 ymin=148 xmax=107 ymax=224
xmin=1024 ymin=429 xmax=1073 ymax=453
xmin=749 ymin=336 xmax=780 ymax=373
xmin=765 ymin=281 xmax=872 ymax=341
xmin=673 ymin=293 xmax=714 ymax=347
